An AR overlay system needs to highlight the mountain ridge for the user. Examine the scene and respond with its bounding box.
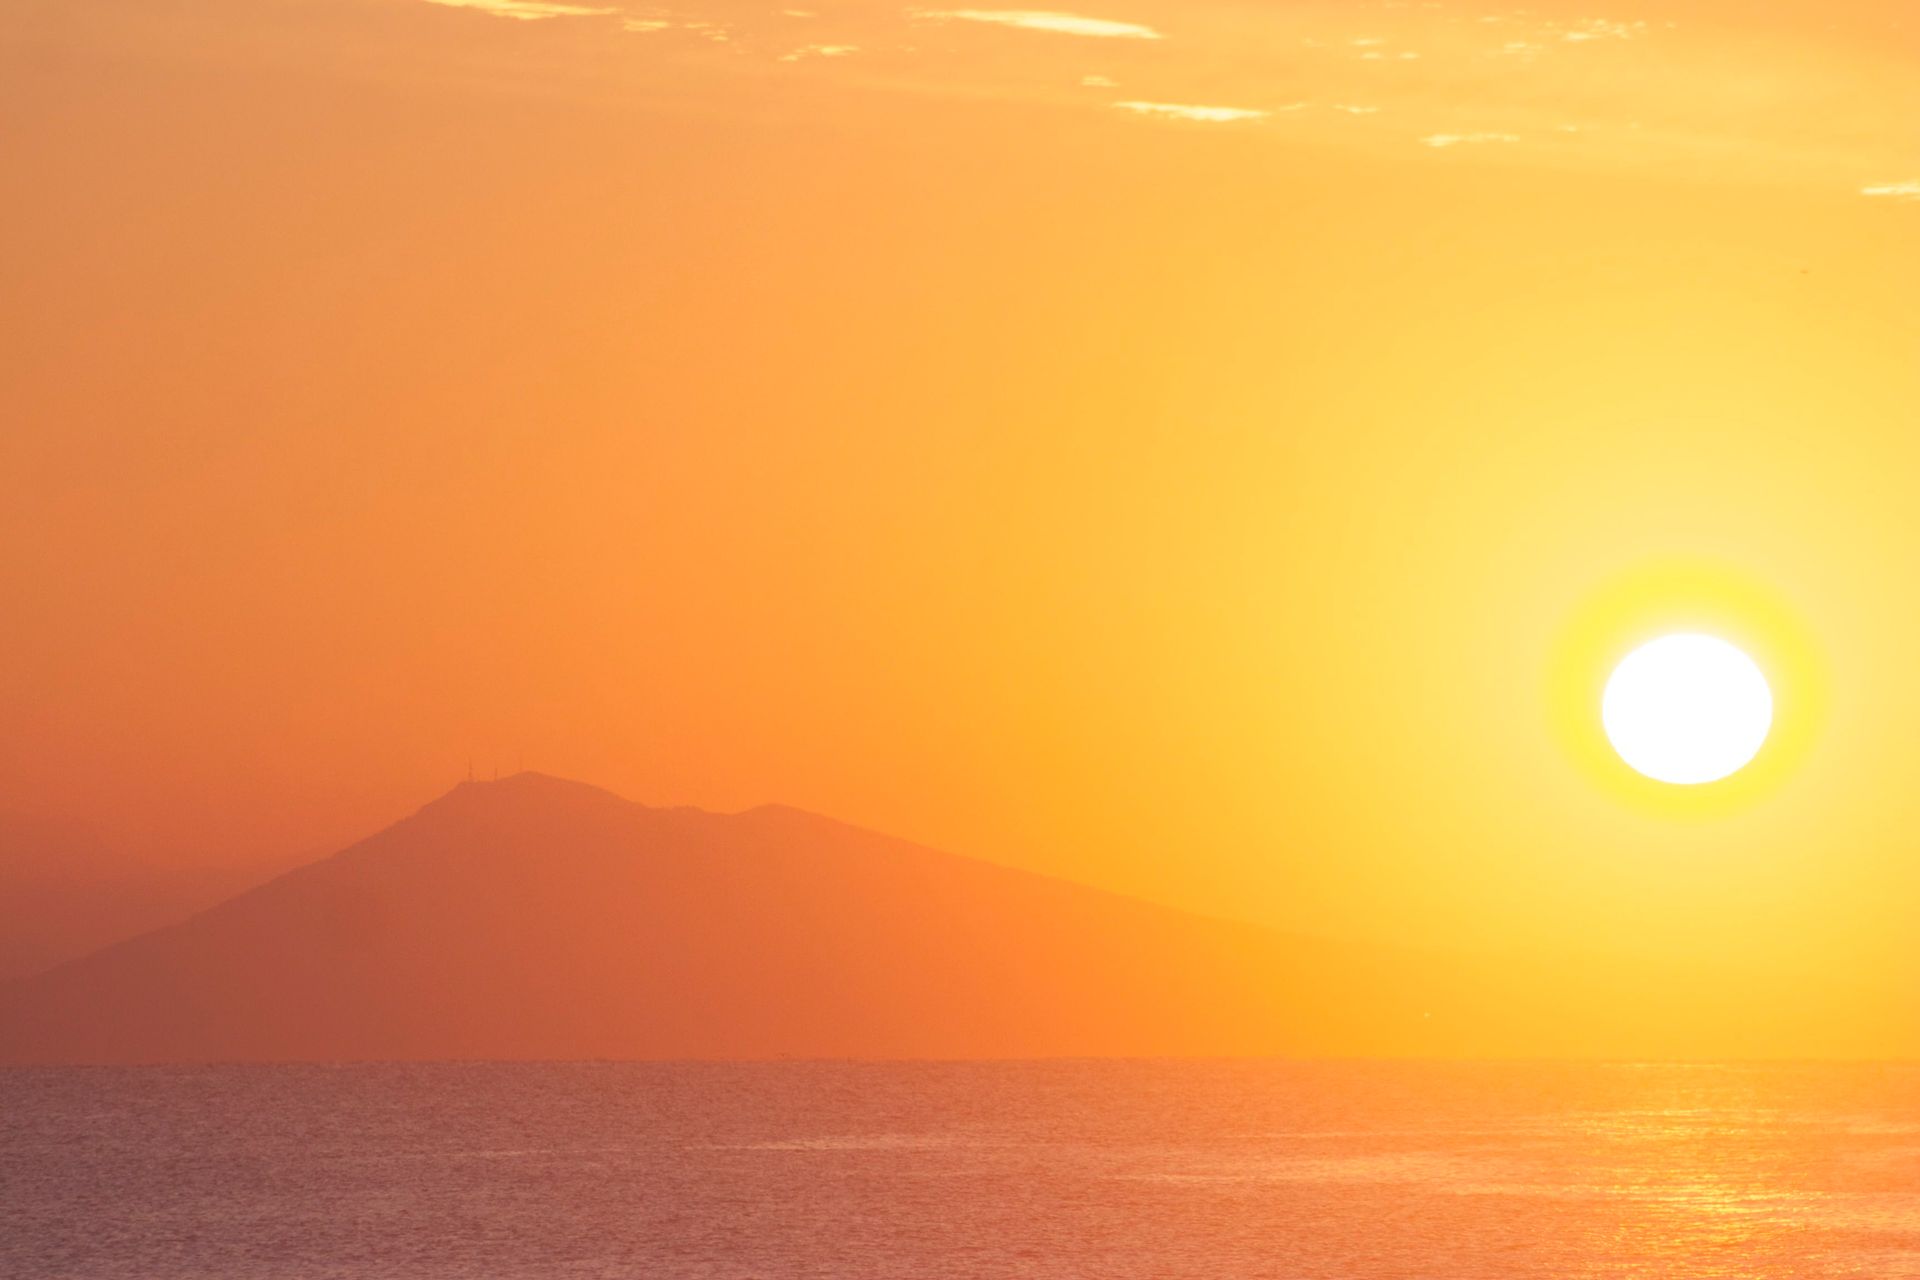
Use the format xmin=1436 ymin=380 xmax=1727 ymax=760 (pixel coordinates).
xmin=0 ymin=773 xmax=1903 ymax=1064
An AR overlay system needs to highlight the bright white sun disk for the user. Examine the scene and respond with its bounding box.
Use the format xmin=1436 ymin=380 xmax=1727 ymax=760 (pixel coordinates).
xmin=1602 ymin=634 xmax=1772 ymax=784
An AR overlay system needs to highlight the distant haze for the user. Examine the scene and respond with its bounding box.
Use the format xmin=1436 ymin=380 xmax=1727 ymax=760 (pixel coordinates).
xmin=4 ymin=0 xmax=1920 ymax=1024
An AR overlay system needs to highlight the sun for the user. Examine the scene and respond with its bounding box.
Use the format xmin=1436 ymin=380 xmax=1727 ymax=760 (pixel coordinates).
xmin=1601 ymin=634 xmax=1773 ymax=785
xmin=1546 ymin=559 xmax=1823 ymax=812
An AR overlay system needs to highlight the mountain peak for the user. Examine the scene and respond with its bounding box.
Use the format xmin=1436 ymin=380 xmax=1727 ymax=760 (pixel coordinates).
xmin=445 ymin=770 xmax=617 ymax=798
xmin=419 ymin=771 xmax=643 ymax=820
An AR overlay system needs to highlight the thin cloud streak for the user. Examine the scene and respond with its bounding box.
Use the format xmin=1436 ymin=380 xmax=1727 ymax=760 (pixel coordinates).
xmin=915 ymin=9 xmax=1162 ymax=40
xmin=780 ymin=43 xmax=860 ymax=61
xmin=1114 ymin=100 xmax=1266 ymax=122
xmin=1422 ymin=132 xmax=1521 ymax=147
xmin=1563 ymin=18 xmax=1649 ymax=43
xmin=422 ymin=0 xmax=613 ymax=19
xmin=1862 ymin=181 xmax=1920 ymax=202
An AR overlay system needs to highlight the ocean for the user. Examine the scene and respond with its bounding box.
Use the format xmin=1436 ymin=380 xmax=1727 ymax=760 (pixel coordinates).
xmin=5 ymin=1060 xmax=1918 ymax=1277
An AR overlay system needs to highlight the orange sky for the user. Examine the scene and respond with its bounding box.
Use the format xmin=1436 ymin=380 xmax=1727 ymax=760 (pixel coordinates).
xmin=4 ymin=0 xmax=1920 ymax=990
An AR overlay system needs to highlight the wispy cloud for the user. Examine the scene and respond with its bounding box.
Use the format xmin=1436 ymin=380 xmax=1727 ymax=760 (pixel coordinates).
xmin=1563 ymin=18 xmax=1648 ymax=43
xmin=780 ymin=43 xmax=859 ymax=61
xmin=1114 ymin=100 xmax=1267 ymax=122
xmin=915 ymin=10 xmax=1162 ymax=40
xmin=619 ymin=15 xmax=731 ymax=40
xmin=1862 ymin=180 xmax=1920 ymax=202
xmin=422 ymin=0 xmax=613 ymax=20
xmin=1422 ymin=131 xmax=1520 ymax=148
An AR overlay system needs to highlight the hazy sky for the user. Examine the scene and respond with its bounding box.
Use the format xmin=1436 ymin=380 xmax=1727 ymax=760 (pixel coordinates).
xmin=4 ymin=0 xmax=1919 ymax=981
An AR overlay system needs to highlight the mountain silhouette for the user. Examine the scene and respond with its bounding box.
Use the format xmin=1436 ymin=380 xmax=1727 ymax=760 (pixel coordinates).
xmin=0 ymin=775 xmax=1436 ymax=1062
xmin=0 ymin=774 xmax=1895 ymax=1063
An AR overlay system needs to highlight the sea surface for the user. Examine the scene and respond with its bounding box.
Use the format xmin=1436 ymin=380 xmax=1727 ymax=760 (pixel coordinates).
xmin=5 ymin=1060 xmax=1919 ymax=1278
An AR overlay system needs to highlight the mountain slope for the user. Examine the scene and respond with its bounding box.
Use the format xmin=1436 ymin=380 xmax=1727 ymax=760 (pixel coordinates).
xmin=0 ymin=815 xmax=293 ymax=981
xmin=0 ymin=775 xmax=1437 ymax=1062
